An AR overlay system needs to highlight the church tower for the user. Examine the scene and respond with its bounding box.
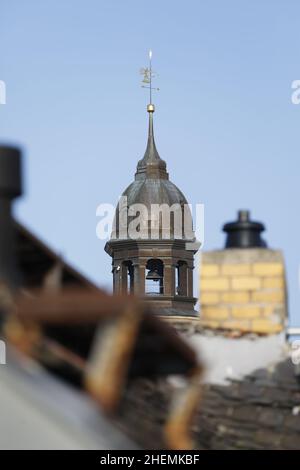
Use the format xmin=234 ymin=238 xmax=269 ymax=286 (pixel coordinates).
xmin=105 ymin=54 xmax=198 ymax=317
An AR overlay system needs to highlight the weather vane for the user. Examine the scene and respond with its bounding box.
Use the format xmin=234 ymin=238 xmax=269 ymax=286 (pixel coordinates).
xmin=140 ymin=50 xmax=159 ymax=106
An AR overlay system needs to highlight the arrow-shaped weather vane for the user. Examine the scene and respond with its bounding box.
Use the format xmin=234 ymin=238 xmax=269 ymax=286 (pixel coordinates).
xmin=140 ymin=50 xmax=159 ymax=105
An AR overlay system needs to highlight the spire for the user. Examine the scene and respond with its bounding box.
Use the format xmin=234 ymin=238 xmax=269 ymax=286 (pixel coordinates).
xmin=136 ymin=52 xmax=168 ymax=180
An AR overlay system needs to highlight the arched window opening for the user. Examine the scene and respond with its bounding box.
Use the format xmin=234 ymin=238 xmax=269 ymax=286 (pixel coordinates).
xmin=176 ymin=261 xmax=188 ymax=296
xmin=145 ymin=259 xmax=164 ymax=295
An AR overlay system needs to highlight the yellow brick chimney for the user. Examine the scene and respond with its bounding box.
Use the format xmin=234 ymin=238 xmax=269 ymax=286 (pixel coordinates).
xmin=199 ymin=211 xmax=287 ymax=335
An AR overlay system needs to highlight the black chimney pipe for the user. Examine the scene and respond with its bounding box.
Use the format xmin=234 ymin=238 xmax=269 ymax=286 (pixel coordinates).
xmin=0 ymin=146 xmax=22 ymax=288
xmin=223 ymin=210 xmax=267 ymax=249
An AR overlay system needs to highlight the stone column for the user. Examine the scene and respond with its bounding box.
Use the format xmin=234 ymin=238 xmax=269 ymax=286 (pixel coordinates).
xmin=164 ymin=263 xmax=176 ymax=297
xmin=178 ymin=262 xmax=188 ymax=296
xmin=187 ymin=267 xmax=193 ymax=298
xmin=121 ymin=263 xmax=128 ymax=293
xmin=113 ymin=265 xmax=122 ymax=294
xmin=133 ymin=263 xmax=145 ymax=295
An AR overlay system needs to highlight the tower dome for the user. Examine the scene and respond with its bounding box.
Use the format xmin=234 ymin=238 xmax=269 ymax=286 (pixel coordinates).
xmin=112 ymin=105 xmax=194 ymax=241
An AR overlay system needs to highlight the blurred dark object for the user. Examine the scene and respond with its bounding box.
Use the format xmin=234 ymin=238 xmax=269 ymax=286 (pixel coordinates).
xmin=0 ymin=144 xmax=203 ymax=450
xmin=223 ymin=210 xmax=267 ymax=248
xmin=5 ymin=288 xmax=202 ymax=449
xmin=0 ymin=146 xmax=22 ymax=288
xmin=15 ymin=221 xmax=97 ymax=290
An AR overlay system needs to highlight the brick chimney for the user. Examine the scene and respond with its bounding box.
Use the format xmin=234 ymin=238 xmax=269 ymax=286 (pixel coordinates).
xmin=199 ymin=211 xmax=287 ymax=335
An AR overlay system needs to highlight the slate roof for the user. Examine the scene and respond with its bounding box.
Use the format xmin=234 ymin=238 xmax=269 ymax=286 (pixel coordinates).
xmin=108 ymin=358 xmax=300 ymax=450
xmin=193 ymin=358 xmax=300 ymax=450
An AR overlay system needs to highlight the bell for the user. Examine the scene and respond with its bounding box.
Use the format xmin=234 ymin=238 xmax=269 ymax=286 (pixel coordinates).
xmin=146 ymin=269 xmax=161 ymax=282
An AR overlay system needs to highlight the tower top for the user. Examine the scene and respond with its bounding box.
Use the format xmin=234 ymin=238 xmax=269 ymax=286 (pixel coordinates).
xmin=105 ymin=59 xmax=198 ymax=317
xmin=137 ymin=51 xmax=166 ymax=179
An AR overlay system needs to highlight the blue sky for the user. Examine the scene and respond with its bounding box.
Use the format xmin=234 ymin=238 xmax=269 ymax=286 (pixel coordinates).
xmin=1 ymin=0 xmax=300 ymax=325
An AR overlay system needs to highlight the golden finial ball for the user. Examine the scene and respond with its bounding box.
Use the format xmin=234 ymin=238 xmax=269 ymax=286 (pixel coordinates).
xmin=147 ymin=104 xmax=155 ymax=113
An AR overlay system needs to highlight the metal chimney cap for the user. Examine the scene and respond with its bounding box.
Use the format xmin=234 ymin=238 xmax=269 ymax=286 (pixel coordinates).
xmin=223 ymin=210 xmax=267 ymax=249
xmin=0 ymin=146 xmax=22 ymax=197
